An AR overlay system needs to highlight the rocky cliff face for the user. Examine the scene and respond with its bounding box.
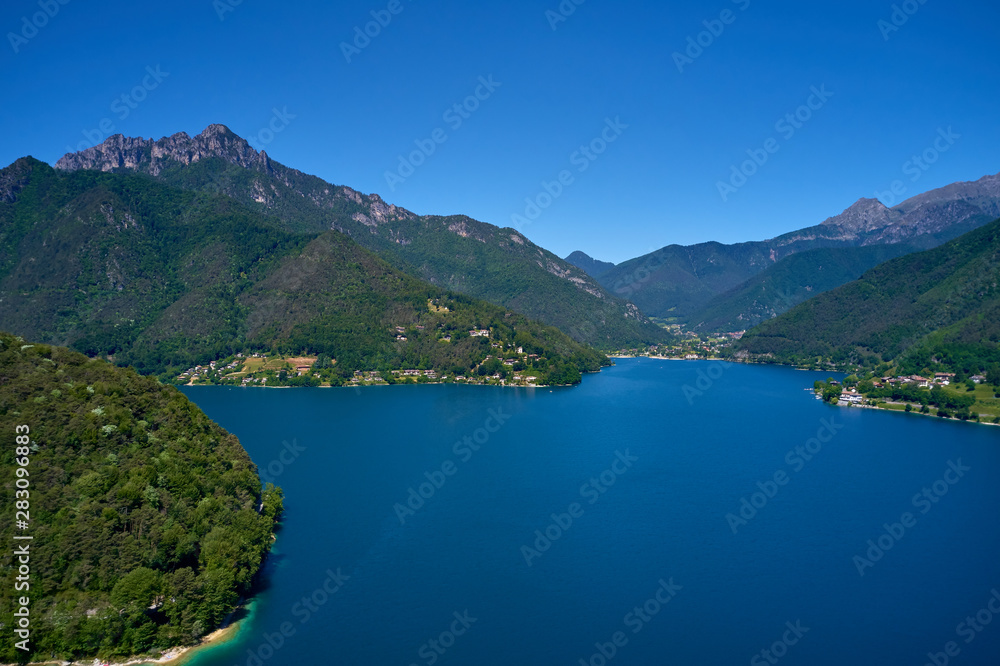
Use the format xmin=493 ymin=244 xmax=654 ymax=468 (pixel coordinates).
xmin=54 ymin=125 xmax=267 ymax=175
xmin=800 ymin=174 xmax=1000 ymax=246
xmin=820 ymin=197 xmax=902 ymax=233
xmin=54 ymin=124 xmax=417 ymax=230
xmin=895 ymin=172 xmax=1000 ymax=219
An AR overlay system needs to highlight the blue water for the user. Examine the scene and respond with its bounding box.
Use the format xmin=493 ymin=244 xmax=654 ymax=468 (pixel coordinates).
xmin=174 ymin=359 xmax=1000 ymax=666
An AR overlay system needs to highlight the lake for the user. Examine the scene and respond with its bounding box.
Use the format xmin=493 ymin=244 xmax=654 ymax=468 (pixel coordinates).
xmin=175 ymin=359 xmax=1000 ymax=665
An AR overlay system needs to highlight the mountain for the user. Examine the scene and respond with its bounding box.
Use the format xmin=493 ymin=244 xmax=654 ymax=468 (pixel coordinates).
xmin=0 ymin=331 xmax=283 ymax=662
xmin=686 ymin=244 xmax=921 ymax=332
xmin=565 ymin=250 xmax=616 ymax=278
xmin=732 ymin=217 xmax=1000 ymax=374
xmin=0 ymin=158 xmax=606 ymax=383
xmin=53 ymin=126 xmax=668 ymax=349
xmin=596 ymin=174 xmax=1000 ymax=324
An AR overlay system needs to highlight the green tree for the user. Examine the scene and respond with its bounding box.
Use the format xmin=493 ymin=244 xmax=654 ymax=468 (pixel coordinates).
xmin=111 ymin=568 xmax=163 ymax=613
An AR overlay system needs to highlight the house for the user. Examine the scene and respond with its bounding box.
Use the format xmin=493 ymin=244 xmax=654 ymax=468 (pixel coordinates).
xmin=971 ymin=375 xmax=986 ymax=384
xmin=469 ymin=329 xmax=490 ymax=337
xmin=840 ymin=391 xmax=864 ymax=405
xmin=907 ymin=376 xmax=931 ymax=388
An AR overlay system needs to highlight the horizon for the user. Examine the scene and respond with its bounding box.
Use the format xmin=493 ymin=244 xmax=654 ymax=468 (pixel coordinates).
xmin=2 ymin=0 xmax=998 ymax=263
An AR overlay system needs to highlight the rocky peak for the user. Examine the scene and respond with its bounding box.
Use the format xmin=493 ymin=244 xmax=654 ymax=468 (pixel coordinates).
xmin=0 ymin=156 xmax=40 ymax=203
xmin=55 ymin=124 xmax=264 ymax=176
xmin=820 ymin=197 xmax=901 ymax=233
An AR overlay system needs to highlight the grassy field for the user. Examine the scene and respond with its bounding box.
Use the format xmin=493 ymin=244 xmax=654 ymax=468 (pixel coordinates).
xmin=874 ymin=383 xmax=1000 ymax=422
xmin=966 ymin=384 xmax=1000 ymax=419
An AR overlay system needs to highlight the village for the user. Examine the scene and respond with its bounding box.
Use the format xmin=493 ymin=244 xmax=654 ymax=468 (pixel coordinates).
xmin=175 ymin=330 xmax=555 ymax=388
xmin=815 ymin=370 xmax=999 ymax=425
xmin=609 ymin=329 xmax=745 ymax=361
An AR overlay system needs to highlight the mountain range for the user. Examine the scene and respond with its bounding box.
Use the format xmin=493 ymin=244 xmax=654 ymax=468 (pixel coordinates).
xmin=570 ymin=174 xmax=1000 ymax=330
xmin=732 ymin=216 xmax=1000 ymax=373
xmin=52 ymin=125 xmax=667 ymax=350
xmin=5 ymin=123 xmax=1000 ymax=378
xmin=0 ymin=156 xmax=604 ymax=382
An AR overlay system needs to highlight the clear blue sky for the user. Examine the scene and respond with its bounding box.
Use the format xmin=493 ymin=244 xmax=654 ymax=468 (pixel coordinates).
xmin=2 ymin=0 xmax=997 ymax=263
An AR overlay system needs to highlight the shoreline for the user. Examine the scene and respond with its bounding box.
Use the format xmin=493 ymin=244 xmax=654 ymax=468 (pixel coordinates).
xmin=816 ymin=392 xmax=999 ymax=428
xmin=3 ymin=605 xmax=249 ymax=666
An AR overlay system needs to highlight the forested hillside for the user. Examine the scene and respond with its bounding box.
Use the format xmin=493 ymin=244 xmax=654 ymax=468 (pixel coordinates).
xmin=733 ymin=218 xmax=1000 ymax=375
xmin=0 ymin=158 xmax=606 ymax=384
xmin=687 ymin=244 xmax=920 ymax=332
xmin=54 ymin=126 xmax=669 ymax=349
xmin=597 ymin=178 xmax=1000 ymax=323
xmin=0 ymin=332 xmax=283 ymax=662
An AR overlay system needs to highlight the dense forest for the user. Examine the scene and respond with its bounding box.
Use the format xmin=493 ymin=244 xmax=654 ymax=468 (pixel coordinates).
xmin=0 ymin=158 xmax=606 ymax=384
xmin=687 ymin=244 xmax=921 ymax=332
xmin=732 ymin=218 xmax=1000 ymax=376
xmin=0 ymin=332 xmax=282 ymax=662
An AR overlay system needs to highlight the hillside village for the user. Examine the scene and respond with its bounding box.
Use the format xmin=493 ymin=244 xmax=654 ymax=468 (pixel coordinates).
xmin=175 ymin=330 xmax=560 ymax=388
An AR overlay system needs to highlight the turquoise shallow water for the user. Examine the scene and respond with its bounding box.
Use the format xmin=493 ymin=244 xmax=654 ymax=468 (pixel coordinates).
xmin=178 ymin=359 xmax=1000 ymax=665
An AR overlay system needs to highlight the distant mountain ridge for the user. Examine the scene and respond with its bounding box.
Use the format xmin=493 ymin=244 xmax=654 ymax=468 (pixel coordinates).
xmin=54 ymin=125 xmax=667 ymax=349
xmin=564 ymin=250 xmax=616 ymax=278
xmin=733 ymin=216 xmax=1000 ymax=373
xmin=686 ymin=244 xmax=922 ymax=332
xmin=597 ymin=172 xmax=1000 ymax=325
